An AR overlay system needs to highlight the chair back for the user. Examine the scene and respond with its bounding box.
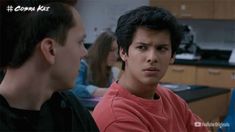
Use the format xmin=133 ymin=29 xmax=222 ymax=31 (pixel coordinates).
xmin=218 ymin=88 xmax=235 ymax=132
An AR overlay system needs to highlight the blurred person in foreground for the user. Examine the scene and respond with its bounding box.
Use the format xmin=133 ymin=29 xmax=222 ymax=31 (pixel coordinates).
xmin=0 ymin=0 xmax=98 ymax=131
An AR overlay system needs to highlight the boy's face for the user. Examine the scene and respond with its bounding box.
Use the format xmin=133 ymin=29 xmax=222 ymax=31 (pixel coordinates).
xmin=52 ymin=8 xmax=87 ymax=89
xmin=120 ymin=27 xmax=174 ymax=86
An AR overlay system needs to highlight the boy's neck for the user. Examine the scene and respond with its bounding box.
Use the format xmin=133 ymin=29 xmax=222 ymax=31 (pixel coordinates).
xmin=118 ymin=72 xmax=158 ymax=99
xmin=0 ymin=67 xmax=53 ymax=110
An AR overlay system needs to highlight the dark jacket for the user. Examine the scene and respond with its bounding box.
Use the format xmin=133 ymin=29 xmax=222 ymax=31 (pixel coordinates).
xmin=0 ymin=91 xmax=99 ymax=131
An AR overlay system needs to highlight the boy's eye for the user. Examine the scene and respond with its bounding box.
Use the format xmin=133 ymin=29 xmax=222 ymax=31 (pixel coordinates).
xmin=137 ymin=45 xmax=147 ymax=50
xmin=157 ymin=47 xmax=169 ymax=52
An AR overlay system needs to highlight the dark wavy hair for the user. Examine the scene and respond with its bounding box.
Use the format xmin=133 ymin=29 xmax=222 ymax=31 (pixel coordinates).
xmin=115 ymin=6 xmax=182 ymax=70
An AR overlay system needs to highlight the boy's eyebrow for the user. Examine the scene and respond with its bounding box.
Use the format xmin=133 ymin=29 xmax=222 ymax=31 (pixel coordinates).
xmin=135 ymin=42 xmax=150 ymax=45
xmin=135 ymin=42 xmax=170 ymax=46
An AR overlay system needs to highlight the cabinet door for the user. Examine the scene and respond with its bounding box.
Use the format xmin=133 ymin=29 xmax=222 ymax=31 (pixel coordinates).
xmin=150 ymin=0 xmax=180 ymax=17
xmin=179 ymin=0 xmax=214 ymax=19
xmin=161 ymin=65 xmax=196 ymax=84
xmin=214 ymin=0 xmax=235 ymax=20
xmin=196 ymin=67 xmax=235 ymax=88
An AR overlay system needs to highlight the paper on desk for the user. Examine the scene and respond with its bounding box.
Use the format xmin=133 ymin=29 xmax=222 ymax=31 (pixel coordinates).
xmin=229 ymin=49 xmax=235 ymax=64
xmin=160 ymin=84 xmax=191 ymax=92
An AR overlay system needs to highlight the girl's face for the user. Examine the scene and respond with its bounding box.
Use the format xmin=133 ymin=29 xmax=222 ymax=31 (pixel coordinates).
xmin=107 ymin=40 xmax=118 ymax=66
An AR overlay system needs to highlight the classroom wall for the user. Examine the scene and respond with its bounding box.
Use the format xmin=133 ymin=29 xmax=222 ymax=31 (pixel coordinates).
xmin=76 ymin=0 xmax=235 ymax=50
xmin=76 ymin=0 xmax=149 ymax=43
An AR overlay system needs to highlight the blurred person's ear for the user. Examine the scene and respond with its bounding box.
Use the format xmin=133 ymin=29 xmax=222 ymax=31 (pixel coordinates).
xmin=170 ymin=54 xmax=175 ymax=64
xmin=40 ymin=38 xmax=57 ymax=65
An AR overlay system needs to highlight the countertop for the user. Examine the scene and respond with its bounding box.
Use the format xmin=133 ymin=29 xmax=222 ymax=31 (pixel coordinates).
xmin=174 ymin=59 xmax=235 ymax=68
xmin=175 ymin=85 xmax=230 ymax=103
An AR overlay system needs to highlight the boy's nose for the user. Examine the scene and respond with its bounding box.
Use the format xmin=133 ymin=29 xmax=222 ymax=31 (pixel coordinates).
xmin=147 ymin=50 xmax=158 ymax=64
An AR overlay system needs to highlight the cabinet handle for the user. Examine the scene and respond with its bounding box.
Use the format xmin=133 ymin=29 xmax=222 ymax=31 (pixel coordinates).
xmin=179 ymin=4 xmax=192 ymax=18
xmin=180 ymin=13 xmax=192 ymax=17
xmin=172 ymin=67 xmax=184 ymax=72
xmin=180 ymin=4 xmax=186 ymax=11
xmin=208 ymin=69 xmax=221 ymax=75
xmin=232 ymin=72 xmax=235 ymax=80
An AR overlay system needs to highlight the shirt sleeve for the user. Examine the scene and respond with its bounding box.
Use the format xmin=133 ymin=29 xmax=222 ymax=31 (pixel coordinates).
xmin=71 ymin=60 xmax=99 ymax=98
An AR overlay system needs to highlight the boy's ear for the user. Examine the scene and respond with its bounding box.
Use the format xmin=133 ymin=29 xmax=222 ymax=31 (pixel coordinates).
xmin=119 ymin=48 xmax=127 ymax=62
xmin=40 ymin=38 xmax=57 ymax=65
xmin=170 ymin=54 xmax=175 ymax=64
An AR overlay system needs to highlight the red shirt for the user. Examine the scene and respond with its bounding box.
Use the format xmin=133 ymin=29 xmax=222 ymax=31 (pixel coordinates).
xmin=93 ymin=82 xmax=208 ymax=132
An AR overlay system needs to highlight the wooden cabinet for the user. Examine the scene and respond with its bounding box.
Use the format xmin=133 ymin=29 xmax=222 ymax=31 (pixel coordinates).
xmin=179 ymin=0 xmax=213 ymax=19
xmin=189 ymin=93 xmax=229 ymax=122
xmin=150 ymin=0 xmax=235 ymax=20
xmin=150 ymin=0 xmax=213 ymax=19
xmin=189 ymin=93 xmax=230 ymax=131
xmin=161 ymin=64 xmax=235 ymax=89
xmin=150 ymin=0 xmax=180 ymax=17
xmin=196 ymin=67 xmax=235 ymax=88
xmin=214 ymin=0 xmax=235 ymax=20
xmin=161 ymin=65 xmax=196 ymax=85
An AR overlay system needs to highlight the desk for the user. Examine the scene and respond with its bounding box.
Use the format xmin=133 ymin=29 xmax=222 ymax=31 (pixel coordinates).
xmin=79 ymin=97 xmax=101 ymax=110
xmin=176 ymin=86 xmax=230 ymax=122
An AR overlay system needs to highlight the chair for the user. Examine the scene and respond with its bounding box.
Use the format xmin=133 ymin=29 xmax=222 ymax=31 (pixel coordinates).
xmin=218 ymin=88 xmax=235 ymax=132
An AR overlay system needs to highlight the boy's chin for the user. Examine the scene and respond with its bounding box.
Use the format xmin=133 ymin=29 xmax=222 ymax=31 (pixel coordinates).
xmin=142 ymin=79 xmax=159 ymax=86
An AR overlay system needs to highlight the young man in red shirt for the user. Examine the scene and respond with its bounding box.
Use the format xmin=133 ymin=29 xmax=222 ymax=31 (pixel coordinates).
xmin=93 ymin=6 xmax=208 ymax=132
